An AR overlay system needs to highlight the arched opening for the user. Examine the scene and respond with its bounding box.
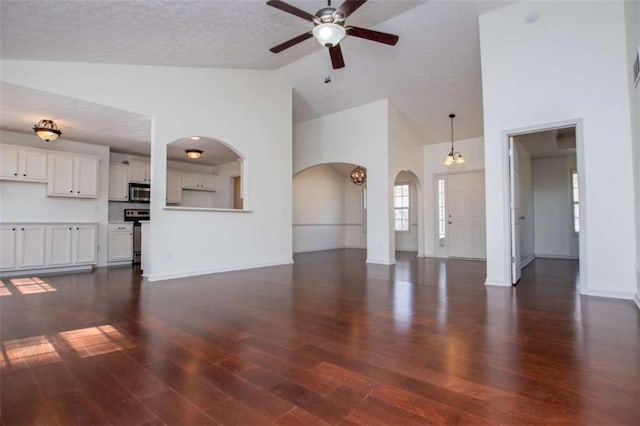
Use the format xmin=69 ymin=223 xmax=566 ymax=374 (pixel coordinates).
xmin=292 ymin=162 xmax=367 ymax=255
xmin=165 ymin=136 xmax=246 ymax=210
xmin=392 ymin=170 xmax=423 ymax=256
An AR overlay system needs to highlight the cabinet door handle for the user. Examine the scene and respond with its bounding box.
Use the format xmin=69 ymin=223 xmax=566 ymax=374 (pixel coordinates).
xmin=129 ymin=233 xmax=132 ymax=236
xmin=20 ymin=228 xmax=24 ymax=231
xmin=69 ymin=190 xmax=73 ymax=193
xmin=23 ymin=173 xmax=26 ymax=177
xmin=13 ymin=172 xmax=17 ymax=176
xmin=117 ymin=227 xmax=126 ymax=230
xmin=77 ymin=191 xmax=80 ymax=194
xmin=68 ymin=227 xmax=72 ymax=230
xmin=11 ymin=228 xmax=15 ymax=231
xmin=76 ymin=227 xmax=80 ymax=230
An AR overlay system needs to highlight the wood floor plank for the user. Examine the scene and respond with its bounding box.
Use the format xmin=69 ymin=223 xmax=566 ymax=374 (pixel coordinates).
xmin=1 ymin=251 xmax=638 ymax=424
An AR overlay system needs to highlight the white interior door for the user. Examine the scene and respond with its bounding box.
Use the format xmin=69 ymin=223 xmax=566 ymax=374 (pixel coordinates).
xmin=509 ymin=137 xmax=522 ymax=284
xmin=447 ymin=172 xmax=486 ymax=259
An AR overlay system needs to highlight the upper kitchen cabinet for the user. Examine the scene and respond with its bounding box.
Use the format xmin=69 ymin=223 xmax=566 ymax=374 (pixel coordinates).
xmin=129 ymin=161 xmax=150 ymax=183
xmin=109 ymin=164 xmax=129 ymax=201
xmin=47 ymin=152 xmax=99 ymax=198
xmin=181 ymin=173 xmax=216 ymax=191
xmin=0 ymin=144 xmax=47 ymax=182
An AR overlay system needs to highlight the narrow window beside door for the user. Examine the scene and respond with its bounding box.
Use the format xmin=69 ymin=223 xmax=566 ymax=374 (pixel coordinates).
xmin=572 ymin=170 xmax=579 ymax=233
xmin=394 ymin=183 xmax=410 ymax=232
xmin=437 ymin=178 xmax=446 ymax=239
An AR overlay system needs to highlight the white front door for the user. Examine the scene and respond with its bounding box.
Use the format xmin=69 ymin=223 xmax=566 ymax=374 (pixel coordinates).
xmin=447 ymin=171 xmax=486 ymax=259
xmin=509 ymin=137 xmax=522 ymax=284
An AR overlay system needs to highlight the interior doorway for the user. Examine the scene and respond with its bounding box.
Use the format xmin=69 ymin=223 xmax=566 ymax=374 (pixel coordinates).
xmin=232 ymin=176 xmax=243 ymax=209
xmin=508 ymin=125 xmax=581 ymax=285
xmin=393 ymin=171 xmax=421 ymax=254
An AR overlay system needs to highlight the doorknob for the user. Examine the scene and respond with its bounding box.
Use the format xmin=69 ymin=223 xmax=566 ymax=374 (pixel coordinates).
xmin=448 ymin=221 xmax=452 ymax=224
xmin=519 ymin=216 xmax=525 ymax=220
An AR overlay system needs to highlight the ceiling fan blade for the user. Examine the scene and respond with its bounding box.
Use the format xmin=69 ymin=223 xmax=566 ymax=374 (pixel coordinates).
xmin=347 ymin=26 xmax=399 ymax=45
xmin=338 ymin=0 xmax=367 ymax=18
xmin=269 ymin=32 xmax=313 ymax=53
xmin=329 ymin=45 xmax=345 ymax=69
xmin=266 ymin=0 xmax=316 ymax=22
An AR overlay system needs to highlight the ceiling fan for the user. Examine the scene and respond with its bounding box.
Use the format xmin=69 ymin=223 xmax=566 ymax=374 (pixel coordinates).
xmin=267 ymin=0 xmax=399 ymax=69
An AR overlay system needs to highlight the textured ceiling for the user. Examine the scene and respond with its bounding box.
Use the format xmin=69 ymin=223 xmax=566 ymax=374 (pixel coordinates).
xmin=0 ymin=82 xmax=152 ymax=157
xmin=0 ymin=0 xmax=512 ymax=148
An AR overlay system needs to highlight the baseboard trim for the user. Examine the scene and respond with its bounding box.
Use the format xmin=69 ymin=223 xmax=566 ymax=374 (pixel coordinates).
xmin=580 ymin=288 xmax=635 ymax=301
xmin=521 ymin=254 xmax=536 ymax=268
xmin=146 ymin=260 xmax=294 ymax=282
xmin=634 ymin=293 xmax=640 ymax=310
xmin=485 ymin=279 xmax=510 ymax=287
xmin=0 ymin=265 xmax=93 ymax=279
xmin=366 ymin=258 xmax=396 ymax=265
xmin=535 ymin=254 xmax=579 ymax=260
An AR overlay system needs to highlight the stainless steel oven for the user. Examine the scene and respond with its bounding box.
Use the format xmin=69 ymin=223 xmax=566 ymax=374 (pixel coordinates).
xmin=128 ymin=183 xmax=150 ymax=203
xmin=124 ymin=209 xmax=150 ymax=265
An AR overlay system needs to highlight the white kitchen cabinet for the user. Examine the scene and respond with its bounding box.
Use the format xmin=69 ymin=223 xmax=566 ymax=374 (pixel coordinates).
xmin=129 ymin=162 xmax=150 ymax=183
xmin=45 ymin=224 xmax=98 ymax=267
xmin=48 ymin=153 xmax=99 ymax=198
xmin=74 ymin=225 xmax=97 ymax=264
xmin=0 ymin=225 xmax=17 ymax=270
xmin=166 ymin=172 xmax=182 ymax=204
xmin=46 ymin=224 xmax=74 ymax=266
xmin=181 ymin=173 xmax=216 ymax=191
xmin=16 ymin=225 xmax=46 ymax=269
xmin=0 ymin=145 xmax=47 ymax=182
xmin=109 ymin=164 xmax=129 ymax=201
xmin=108 ymin=223 xmax=133 ymax=262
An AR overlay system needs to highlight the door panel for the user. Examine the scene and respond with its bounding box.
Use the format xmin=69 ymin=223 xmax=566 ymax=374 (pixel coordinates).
xmin=510 ymin=137 xmax=522 ymax=284
xmin=447 ymin=172 xmax=486 ymax=259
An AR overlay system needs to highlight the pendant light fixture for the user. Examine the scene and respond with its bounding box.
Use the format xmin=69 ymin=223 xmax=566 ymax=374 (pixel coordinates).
xmin=185 ymin=149 xmax=203 ymax=160
xmin=444 ymin=113 xmax=464 ymax=166
xmin=350 ymin=165 xmax=366 ymax=185
xmin=32 ymin=119 xmax=62 ymax=142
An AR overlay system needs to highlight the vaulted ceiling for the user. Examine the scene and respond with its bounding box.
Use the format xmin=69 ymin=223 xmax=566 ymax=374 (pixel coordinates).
xmin=0 ymin=0 xmax=508 ymax=151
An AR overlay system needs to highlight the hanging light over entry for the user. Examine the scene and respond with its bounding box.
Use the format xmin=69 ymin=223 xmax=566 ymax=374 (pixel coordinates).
xmin=444 ymin=113 xmax=464 ymax=166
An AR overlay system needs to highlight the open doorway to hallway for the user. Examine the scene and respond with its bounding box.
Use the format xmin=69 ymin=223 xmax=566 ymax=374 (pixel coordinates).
xmin=393 ymin=171 xmax=421 ymax=255
xmin=510 ymin=126 xmax=580 ymax=285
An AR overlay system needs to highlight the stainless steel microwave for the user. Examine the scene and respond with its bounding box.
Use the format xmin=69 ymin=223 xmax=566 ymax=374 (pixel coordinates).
xmin=128 ymin=183 xmax=150 ymax=203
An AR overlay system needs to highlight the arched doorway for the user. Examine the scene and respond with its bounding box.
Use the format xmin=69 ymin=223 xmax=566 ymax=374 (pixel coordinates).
xmin=392 ymin=170 xmax=423 ymax=256
xmin=292 ymin=163 xmax=367 ymax=255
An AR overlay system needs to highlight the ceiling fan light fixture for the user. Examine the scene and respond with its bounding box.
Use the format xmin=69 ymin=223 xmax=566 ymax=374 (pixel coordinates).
xmin=313 ymin=23 xmax=346 ymax=47
xmin=32 ymin=119 xmax=62 ymax=142
xmin=185 ymin=149 xmax=203 ymax=160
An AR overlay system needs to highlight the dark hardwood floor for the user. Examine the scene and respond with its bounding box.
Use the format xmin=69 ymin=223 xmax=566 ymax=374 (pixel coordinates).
xmin=1 ymin=250 xmax=638 ymax=425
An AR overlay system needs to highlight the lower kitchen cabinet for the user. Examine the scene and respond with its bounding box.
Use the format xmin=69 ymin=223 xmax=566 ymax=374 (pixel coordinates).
xmin=0 ymin=223 xmax=97 ymax=273
xmin=108 ymin=223 xmax=133 ymax=262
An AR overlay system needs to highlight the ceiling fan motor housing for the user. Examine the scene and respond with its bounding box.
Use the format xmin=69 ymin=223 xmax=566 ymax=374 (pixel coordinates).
xmin=315 ymin=7 xmax=344 ymax=24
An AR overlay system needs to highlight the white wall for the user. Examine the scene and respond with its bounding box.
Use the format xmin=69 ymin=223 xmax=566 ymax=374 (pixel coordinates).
xmin=294 ymin=99 xmax=393 ymax=264
xmin=625 ymin=0 xmax=640 ymax=305
xmin=532 ymin=156 xmax=578 ymax=259
xmin=394 ymin=171 xmax=418 ymax=252
xmin=516 ymin=142 xmax=535 ymax=265
xmin=388 ymin=104 xmax=424 ymax=256
xmin=292 ymin=165 xmax=345 ymax=253
xmin=480 ymin=2 xmax=636 ymax=298
xmin=423 ymin=137 xmax=485 ymax=257
xmin=0 ymin=130 xmax=110 ymax=266
xmin=1 ymin=60 xmax=292 ymax=280
xmin=344 ymin=180 xmax=366 ymax=249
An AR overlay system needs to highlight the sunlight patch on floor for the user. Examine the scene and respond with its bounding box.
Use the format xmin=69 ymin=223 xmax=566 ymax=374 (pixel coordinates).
xmin=2 ymin=335 xmax=61 ymax=368
xmin=58 ymin=325 xmax=136 ymax=358
xmin=10 ymin=277 xmax=57 ymax=295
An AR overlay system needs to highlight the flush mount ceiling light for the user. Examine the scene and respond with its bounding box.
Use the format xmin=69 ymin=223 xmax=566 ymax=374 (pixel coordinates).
xmin=32 ymin=119 xmax=62 ymax=142
xmin=444 ymin=113 xmax=465 ymax=166
xmin=185 ymin=149 xmax=203 ymax=160
xmin=350 ymin=165 xmax=366 ymax=185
